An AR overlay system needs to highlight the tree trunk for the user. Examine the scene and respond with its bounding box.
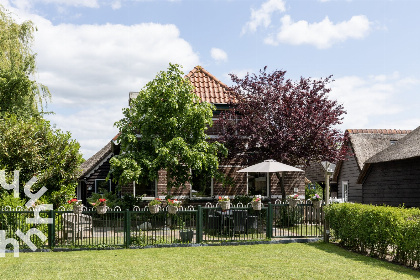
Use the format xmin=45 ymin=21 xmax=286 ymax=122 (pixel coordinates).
xmin=275 ymin=172 xmax=286 ymax=202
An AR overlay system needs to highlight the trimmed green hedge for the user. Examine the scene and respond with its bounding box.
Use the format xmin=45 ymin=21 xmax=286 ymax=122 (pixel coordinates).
xmin=325 ymin=203 xmax=420 ymax=268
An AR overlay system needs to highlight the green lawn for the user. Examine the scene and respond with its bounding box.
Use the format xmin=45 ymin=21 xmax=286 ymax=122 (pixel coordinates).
xmin=2 ymin=242 xmax=419 ymax=279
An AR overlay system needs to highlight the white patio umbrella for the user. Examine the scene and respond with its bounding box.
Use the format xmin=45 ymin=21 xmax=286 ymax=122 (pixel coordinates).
xmin=237 ymin=159 xmax=303 ymax=199
xmin=237 ymin=159 xmax=303 ymax=173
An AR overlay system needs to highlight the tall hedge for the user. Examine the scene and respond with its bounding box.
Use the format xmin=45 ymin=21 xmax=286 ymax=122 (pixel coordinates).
xmin=325 ymin=203 xmax=420 ymax=268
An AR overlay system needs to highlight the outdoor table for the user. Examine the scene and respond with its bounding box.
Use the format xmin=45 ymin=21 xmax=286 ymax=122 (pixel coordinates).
xmin=215 ymin=210 xmax=233 ymax=234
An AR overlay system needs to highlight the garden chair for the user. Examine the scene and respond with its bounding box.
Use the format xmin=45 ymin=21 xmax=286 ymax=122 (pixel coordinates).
xmin=62 ymin=213 xmax=93 ymax=240
xmin=232 ymin=210 xmax=247 ymax=233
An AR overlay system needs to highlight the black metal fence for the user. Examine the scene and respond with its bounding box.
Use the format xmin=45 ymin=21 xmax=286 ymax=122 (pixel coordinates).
xmin=0 ymin=203 xmax=324 ymax=251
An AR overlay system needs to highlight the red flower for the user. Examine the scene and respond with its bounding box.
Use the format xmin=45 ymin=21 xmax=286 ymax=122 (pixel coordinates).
xmin=99 ymin=198 xmax=106 ymax=203
xmin=68 ymin=198 xmax=77 ymax=204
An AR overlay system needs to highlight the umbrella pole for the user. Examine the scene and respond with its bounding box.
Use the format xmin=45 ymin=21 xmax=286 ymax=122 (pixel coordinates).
xmin=266 ymin=172 xmax=269 ymax=198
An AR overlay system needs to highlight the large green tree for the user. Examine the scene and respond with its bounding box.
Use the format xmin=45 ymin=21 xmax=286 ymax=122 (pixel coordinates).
xmin=0 ymin=5 xmax=50 ymax=117
xmin=109 ymin=64 xmax=227 ymax=191
xmin=0 ymin=114 xmax=83 ymax=207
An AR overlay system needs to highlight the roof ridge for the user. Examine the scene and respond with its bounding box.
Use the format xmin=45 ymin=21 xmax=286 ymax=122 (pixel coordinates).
xmin=185 ymin=65 xmax=232 ymax=104
xmin=346 ymin=129 xmax=412 ymax=134
xmin=186 ymin=65 xmax=229 ymax=89
xmin=79 ymin=141 xmax=112 ymax=179
xmin=366 ymin=125 xmax=420 ymax=164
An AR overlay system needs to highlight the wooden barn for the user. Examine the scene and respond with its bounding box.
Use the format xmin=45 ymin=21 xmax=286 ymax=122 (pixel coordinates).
xmin=358 ymin=126 xmax=420 ymax=207
xmin=77 ymin=137 xmax=119 ymax=204
xmin=78 ymin=66 xmax=305 ymax=204
xmin=333 ymin=129 xmax=410 ymax=203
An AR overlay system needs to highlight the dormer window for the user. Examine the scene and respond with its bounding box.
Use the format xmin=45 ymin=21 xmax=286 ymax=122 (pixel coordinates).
xmin=390 ymin=140 xmax=398 ymax=145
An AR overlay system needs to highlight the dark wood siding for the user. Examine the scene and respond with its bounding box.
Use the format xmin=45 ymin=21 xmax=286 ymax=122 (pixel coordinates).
xmin=337 ymin=150 xmax=362 ymax=203
xmin=362 ymin=157 xmax=420 ymax=207
xmin=83 ymin=158 xmax=117 ymax=203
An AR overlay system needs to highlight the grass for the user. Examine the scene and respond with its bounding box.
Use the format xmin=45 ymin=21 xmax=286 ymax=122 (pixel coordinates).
xmin=1 ymin=242 xmax=420 ymax=279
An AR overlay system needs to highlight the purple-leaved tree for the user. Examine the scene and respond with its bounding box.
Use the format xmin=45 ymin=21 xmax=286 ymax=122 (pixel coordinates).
xmin=218 ymin=67 xmax=348 ymax=200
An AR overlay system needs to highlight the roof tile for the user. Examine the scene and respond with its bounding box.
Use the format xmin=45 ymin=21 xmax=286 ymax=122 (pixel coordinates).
xmin=186 ymin=65 xmax=231 ymax=104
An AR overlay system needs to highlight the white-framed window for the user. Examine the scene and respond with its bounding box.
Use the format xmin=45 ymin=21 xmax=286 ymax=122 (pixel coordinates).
xmin=191 ymin=169 xmax=213 ymax=197
xmin=95 ymin=179 xmax=111 ymax=193
xmin=134 ymin=180 xmax=156 ymax=198
xmin=342 ymin=181 xmax=349 ymax=202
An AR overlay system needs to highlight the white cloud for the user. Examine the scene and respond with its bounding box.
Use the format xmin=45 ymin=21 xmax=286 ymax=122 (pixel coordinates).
xmin=242 ymin=0 xmax=286 ymax=34
xmin=6 ymin=4 xmax=200 ymax=159
xmin=210 ymin=48 xmax=228 ymax=63
xmin=111 ymin=0 xmax=121 ymax=10
xmin=265 ymin=15 xmax=371 ymax=49
xmin=46 ymin=105 xmax=123 ymax=158
xmin=329 ymin=73 xmax=420 ymax=130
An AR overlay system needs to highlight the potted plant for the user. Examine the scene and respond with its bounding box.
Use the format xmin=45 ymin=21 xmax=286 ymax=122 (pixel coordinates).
xmin=91 ymin=198 xmax=107 ymax=214
xmin=251 ymin=195 xmax=262 ymax=210
xmin=167 ymin=199 xmax=181 ymax=214
xmin=287 ymin=194 xmax=300 ymax=208
xmin=218 ymin=196 xmax=230 ymax=211
xmin=148 ymin=198 xmax=161 ymax=214
xmin=311 ymin=193 xmax=322 ymax=209
xmin=68 ymin=198 xmax=83 ymax=214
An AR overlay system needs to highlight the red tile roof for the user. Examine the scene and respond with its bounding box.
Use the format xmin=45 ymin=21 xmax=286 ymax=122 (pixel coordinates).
xmin=346 ymin=129 xmax=412 ymax=135
xmin=186 ymin=66 xmax=231 ymax=104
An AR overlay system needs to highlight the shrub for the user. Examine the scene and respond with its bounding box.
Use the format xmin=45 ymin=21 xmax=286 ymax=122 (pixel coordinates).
xmin=325 ymin=203 xmax=420 ymax=268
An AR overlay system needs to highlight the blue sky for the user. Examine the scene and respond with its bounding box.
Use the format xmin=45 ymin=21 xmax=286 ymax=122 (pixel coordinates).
xmin=2 ymin=0 xmax=420 ymax=159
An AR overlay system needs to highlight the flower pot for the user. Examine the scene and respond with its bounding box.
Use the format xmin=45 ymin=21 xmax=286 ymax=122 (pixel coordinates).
xmin=73 ymin=204 xmax=83 ymax=214
xmin=251 ymin=200 xmax=262 ymax=211
xmin=220 ymin=201 xmax=230 ymax=211
xmin=149 ymin=204 xmax=160 ymax=214
xmin=312 ymin=200 xmax=322 ymax=209
xmin=288 ymin=199 xmax=299 ymax=208
xmin=168 ymin=205 xmax=178 ymax=215
xmin=180 ymin=230 xmax=194 ymax=243
xmin=96 ymin=205 xmax=107 ymax=214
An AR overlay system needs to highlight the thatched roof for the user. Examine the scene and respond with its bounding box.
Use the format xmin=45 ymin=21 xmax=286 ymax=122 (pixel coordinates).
xmin=347 ymin=129 xmax=410 ymax=170
xmin=365 ymin=126 xmax=420 ymax=164
xmin=355 ymin=127 xmax=420 ymax=184
xmin=78 ymin=141 xmax=112 ymax=179
xmin=333 ymin=129 xmax=410 ymax=181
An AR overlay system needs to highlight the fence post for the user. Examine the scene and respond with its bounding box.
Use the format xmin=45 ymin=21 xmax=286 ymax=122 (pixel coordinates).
xmin=323 ymin=207 xmax=329 ymax=243
xmin=124 ymin=210 xmax=131 ymax=248
xmin=266 ymin=202 xmax=273 ymax=239
xmin=196 ymin=205 xmax=203 ymax=243
xmin=48 ymin=210 xmax=55 ymax=249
